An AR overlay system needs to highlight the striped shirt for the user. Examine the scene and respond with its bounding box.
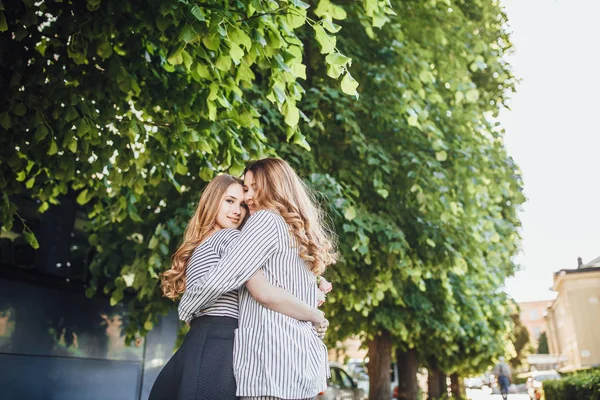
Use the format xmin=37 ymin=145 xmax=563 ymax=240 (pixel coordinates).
xmin=185 ymin=210 xmax=329 ymax=399
xmin=178 ymin=229 xmax=240 ymax=322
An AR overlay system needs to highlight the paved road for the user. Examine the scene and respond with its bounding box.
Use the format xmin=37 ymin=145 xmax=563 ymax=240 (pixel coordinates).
xmin=466 ymin=388 xmax=530 ymax=400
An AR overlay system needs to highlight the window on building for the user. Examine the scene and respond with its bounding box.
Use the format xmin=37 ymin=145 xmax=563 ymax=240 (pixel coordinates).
xmin=530 ymin=310 xmax=539 ymax=320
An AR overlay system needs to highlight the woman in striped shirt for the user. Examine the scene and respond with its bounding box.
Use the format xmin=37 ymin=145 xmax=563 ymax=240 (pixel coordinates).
xmin=185 ymin=158 xmax=337 ymax=400
xmin=148 ymin=174 xmax=328 ymax=400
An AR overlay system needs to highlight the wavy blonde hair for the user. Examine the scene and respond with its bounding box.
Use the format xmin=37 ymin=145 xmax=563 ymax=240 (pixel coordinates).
xmin=161 ymin=174 xmax=245 ymax=299
xmin=245 ymin=158 xmax=337 ymax=275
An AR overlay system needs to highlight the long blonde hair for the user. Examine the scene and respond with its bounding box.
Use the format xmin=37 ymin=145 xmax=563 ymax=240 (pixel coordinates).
xmin=161 ymin=174 xmax=245 ymax=299
xmin=245 ymin=158 xmax=337 ymax=275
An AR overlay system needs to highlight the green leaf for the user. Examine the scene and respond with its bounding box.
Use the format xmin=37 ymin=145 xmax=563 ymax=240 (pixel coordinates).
xmin=202 ymin=35 xmax=220 ymax=51
xmin=167 ymin=48 xmax=184 ymax=65
xmin=292 ymin=132 xmax=311 ymax=151
xmin=290 ymin=0 xmax=310 ymax=8
xmin=156 ymin=14 xmax=172 ymax=32
xmin=344 ymin=206 xmax=357 ymax=221
xmin=230 ymin=28 xmax=252 ymax=50
xmin=340 ymin=72 xmax=359 ymax=96
xmin=0 ymin=112 xmax=11 ymax=129
xmin=23 ymin=231 xmax=39 ymax=249
xmin=85 ymin=287 xmax=96 ymax=298
xmin=407 ymin=115 xmax=419 ymax=127
xmin=321 ymin=20 xmax=342 ymax=33
xmin=179 ymin=24 xmax=197 ymax=44
xmin=327 ymin=64 xmax=344 ymax=79
xmin=76 ymin=118 xmax=90 ymax=136
xmin=229 ymin=42 xmax=244 ymax=64
xmin=314 ymin=25 xmax=336 ymax=54
xmin=426 ymin=238 xmax=436 ymax=248
xmin=190 ymin=5 xmax=206 ymax=22
xmin=77 ymin=189 xmax=91 ymax=205
xmin=291 ymin=63 xmax=307 ymax=80
xmin=287 ymin=9 xmax=307 ymax=29
xmin=148 ymin=236 xmax=159 ymax=250
xmin=435 ymin=151 xmax=448 ymax=162
xmin=175 ymin=163 xmax=188 ymax=175
xmin=34 ymin=125 xmax=49 ymax=142
xmin=68 ymin=139 xmax=77 ymax=153
xmin=199 ymin=167 xmax=214 ymax=181
xmin=144 ymin=320 xmax=154 ymax=331
xmin=207 ymin=100 xmax=217 ymax=121
xmin=0 ymin=12 xmax=7 ymax=33
xmin=181 ymin=50 xmax=193 ymax=70
xmin=326 ymin=52 xmax=351 ymax=66
xmin=282 ymin=101 xmax=300 ymax=127
xmin=215 ymin=55 xmax=232 ymax=71
xmin=13 ymin=103 xmax=27 ymax=116
xmin=48 ymin=141 xmax=58 ymax=155
xmin=376 ymin=188 xmax=389 ymax=198
xmin=97 ymin=41 xmax=113 ymax=59
xmin=24 ymin=177 xmax=34 ymax=189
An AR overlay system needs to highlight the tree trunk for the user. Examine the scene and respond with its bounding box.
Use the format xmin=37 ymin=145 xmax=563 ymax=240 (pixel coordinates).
xmin=449 ymin=373 xmax=463 ymax=400
xmin=395 ymin=348 xmax=419 ymax=400
xmin=427 ymin=367 xmax=446 ymax=399
xmin=367 ymin=330 xmax=392 ymax=400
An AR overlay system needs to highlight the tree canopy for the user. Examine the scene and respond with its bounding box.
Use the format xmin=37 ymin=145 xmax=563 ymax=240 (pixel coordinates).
xmin=2 ymin=0 xmax=524 ymax=379
xmin=265 ymin=0 xmax=525 ymax=377
xmin=1 ymin=0 xmax=390 ymax=336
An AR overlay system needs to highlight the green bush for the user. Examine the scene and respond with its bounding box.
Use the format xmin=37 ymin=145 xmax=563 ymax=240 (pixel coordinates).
xmin=544 ymin=369 xmax=600 ymax=400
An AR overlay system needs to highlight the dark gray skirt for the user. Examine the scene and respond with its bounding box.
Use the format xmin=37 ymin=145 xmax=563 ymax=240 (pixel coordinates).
xmin=148 ymin=315 xmax=238 ymax=400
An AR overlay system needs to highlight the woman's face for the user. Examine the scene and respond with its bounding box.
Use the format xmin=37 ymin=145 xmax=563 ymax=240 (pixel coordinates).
xmin=243 ymin=171 xmax=259 ymax=215
xmin=215 ymin=183 xmax=246 ymax=229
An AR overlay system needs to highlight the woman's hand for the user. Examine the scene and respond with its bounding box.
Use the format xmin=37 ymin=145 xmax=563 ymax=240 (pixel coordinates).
xmin=315 ymin=318 xmax=329 ymax=340
xmin=312 ymin=311 xmax=329 ymax=340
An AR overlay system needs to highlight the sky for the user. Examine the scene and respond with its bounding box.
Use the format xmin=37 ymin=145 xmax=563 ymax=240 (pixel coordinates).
xmin=499 ymin=0 xmax=600 ymax=302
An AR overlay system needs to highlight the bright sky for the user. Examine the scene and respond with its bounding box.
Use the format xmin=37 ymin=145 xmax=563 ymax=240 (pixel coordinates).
xmin=500 ymin=0 xmax=600 ymax=302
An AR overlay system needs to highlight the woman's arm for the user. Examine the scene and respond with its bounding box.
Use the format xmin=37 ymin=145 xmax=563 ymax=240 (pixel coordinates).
xmin=183 ymin=210 xmax=279 ymax=310
xmin=245 ymin=270 xmax=325 ymax=325
xmin=178 ymin=230 xmax=240 ymax=323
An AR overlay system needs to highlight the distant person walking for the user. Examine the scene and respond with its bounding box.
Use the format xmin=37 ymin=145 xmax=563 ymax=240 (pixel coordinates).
xmin=493 ymin=356 xmax=512 ymax=399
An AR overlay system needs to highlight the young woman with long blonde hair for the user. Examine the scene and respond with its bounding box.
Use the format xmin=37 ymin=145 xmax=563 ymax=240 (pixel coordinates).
xmin=185 ymin=158 xmax=338 ymax=400
xmin=149 ymin=174 xmax=327 ymax=400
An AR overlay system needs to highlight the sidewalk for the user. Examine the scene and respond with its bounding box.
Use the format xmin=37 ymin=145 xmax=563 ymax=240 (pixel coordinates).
xmin=466 ymin=388 xmax=530 ymax=400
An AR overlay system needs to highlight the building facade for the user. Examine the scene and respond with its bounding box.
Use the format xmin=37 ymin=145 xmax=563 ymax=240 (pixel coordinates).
xmin=545 ymin=256 xmax=600 ymax=370
xmin=518 ymin=299 xmax=554 ymax=345
xmin=0 ymin=198 xmax=179 ymax=399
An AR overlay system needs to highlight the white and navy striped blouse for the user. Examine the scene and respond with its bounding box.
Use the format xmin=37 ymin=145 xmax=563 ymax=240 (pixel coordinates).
xmin=185 ymin=210 xmax=329 ymax=399
xmin=178 ymin=228 xmax=240 ymax=322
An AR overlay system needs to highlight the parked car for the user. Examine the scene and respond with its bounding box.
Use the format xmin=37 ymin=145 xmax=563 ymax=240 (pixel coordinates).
xmin=346 ymin=359 xmax=399 ymax=399
xmin=525 ymin=370 xmax=561 ymax=400
xmin=465 ymin=376 xmax=485 ymax=389
xmin=318 ymin=363 xmax=365 ymax=400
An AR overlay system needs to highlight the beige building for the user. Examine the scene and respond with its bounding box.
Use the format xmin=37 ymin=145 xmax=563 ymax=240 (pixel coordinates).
xmin=545 ymin=256 xmax=600 ymax=370
xmin=518 ymin=299 xmax=554 ymax=345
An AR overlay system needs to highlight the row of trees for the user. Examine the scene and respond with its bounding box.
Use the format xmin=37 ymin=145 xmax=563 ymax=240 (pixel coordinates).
xmin=1 ymin=0 xmax=524 ymax=398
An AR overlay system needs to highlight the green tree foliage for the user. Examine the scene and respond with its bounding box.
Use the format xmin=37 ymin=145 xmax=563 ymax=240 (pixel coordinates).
xmin=0 ymin=0 xmax=390 ymax=337
xmin=509 ymin=310 xmax=532 ymax=369
xmin=537 ymin=331 xmax=549 ymax=354
xmin=259 ymin=0 xmax=525 ymax=384
xmin=2 ymin=2 xmax=524 ymax=387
